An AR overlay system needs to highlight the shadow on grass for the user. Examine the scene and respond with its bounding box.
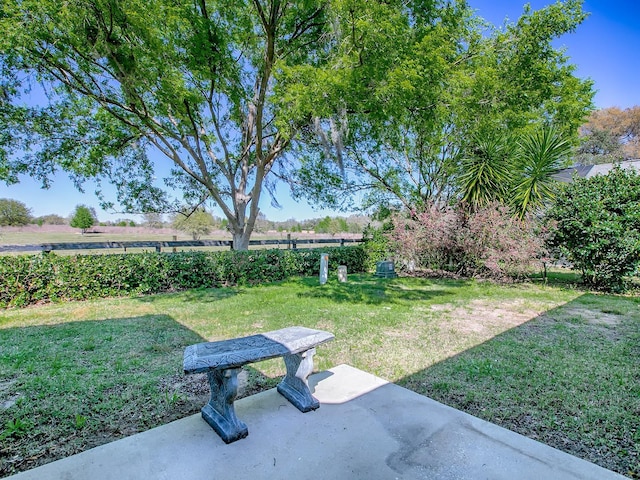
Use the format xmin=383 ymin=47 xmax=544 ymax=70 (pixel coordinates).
xmin=0 ymin=315 xmax=206 ymax=476
xmin=297 ymin=274 xmax=467 ymax=305
xmin=137 ymin=287 xmax=241 ymax=304
xmin=527 ymin=268 xmax=585 ymax=288
xmin=397 ymin=292 xmax=640 ymax=478
xmin=133 ymin=273 xmax=465 ymax=307
xmin=0 ymin=312 xmax=316 ymax=476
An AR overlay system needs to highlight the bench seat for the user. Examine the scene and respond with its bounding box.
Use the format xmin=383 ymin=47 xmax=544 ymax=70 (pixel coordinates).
xmin=184 ymin=326 xmax=334 ymax=443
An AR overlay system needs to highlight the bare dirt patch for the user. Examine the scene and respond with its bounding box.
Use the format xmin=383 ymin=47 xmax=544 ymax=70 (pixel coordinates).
xmin=0 ymin=380 xmax=20 ymax=410
xmin=434 ymin=299 xmax=545 ymax=336
xmin=384 ymin=328 xmax=421 ymax=340
xmin=370 ymin=299 xmax=552 ymax=380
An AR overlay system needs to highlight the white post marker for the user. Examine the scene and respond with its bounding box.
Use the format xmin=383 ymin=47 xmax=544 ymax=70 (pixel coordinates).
xmin=319 ymin=253 xmax=329 ymax=285
xmin=338 ymin=265 xmax=347 ymax=282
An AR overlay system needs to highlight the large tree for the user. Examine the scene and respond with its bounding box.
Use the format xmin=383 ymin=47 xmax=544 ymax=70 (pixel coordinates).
xmin=70 ymin=204 xmax=96 ymax=234
xmin=287 ymin=0 xmax=593 ymax=215
xmin=576 ymin=106 xmax=640 ymax=165
xmin=171 ymin=208 xmax=214 ymax=240
xmin=0 ymin=0 xmax=594 ymax=242
xmin=0 ymin=0 xmax=339 ymax=249
xmin=0 ymin=198 xmax=32 ymax=226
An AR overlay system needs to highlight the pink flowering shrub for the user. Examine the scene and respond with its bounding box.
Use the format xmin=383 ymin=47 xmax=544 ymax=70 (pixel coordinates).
xmin=389 ymin=203 xmax=545 ymax=280
xmin=391 ymin=204 xmax=458 ymax=271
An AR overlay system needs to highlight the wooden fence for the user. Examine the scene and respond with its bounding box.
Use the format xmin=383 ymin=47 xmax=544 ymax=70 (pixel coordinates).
xmin=0 ymin=237 xmax=364 ymax=254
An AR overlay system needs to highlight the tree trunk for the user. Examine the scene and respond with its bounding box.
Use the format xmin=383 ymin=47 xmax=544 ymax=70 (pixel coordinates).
xmin=232 ymin=231 xmax=251 ymax=251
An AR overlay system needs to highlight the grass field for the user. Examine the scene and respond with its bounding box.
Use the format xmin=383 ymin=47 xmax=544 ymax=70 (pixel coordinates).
xmin=0 ymin=225 xmax=359 ymax=255
xmin=1 ymin=274 xmax=638 ymax=477
xmin=0 ymin=225 xmax=358 ymax=255
xmin=0 ymin=224 xmax=194 ymax=244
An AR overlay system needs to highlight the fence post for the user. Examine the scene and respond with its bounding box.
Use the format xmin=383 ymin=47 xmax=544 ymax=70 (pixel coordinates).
xmin=155 ymin=244 xmax=161 ymax=253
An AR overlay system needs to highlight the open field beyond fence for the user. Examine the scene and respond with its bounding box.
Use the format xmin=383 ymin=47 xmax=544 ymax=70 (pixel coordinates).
xmin=0 ymin=225 xmax=362 ymax=254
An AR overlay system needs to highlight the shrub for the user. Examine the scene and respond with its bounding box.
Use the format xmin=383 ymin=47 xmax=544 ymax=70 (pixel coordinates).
xmin=390 ymin=204 xmax=457 ymax=271
xmin=389 ymin=203 xmax=544 ymax=280
xmin=0 ymin=246 xmax=367 ymax=308
xmin=545 ymin=166 xmax=640 ymax=292
xmin=362 ymin=224 xmax=394 ymax=271
xmin=455 ymin=206 xmax=544 ymax=279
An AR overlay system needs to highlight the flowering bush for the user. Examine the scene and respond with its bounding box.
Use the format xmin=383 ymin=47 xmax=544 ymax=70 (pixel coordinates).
xmin=389 ymin=203 xmax=544 ymax=280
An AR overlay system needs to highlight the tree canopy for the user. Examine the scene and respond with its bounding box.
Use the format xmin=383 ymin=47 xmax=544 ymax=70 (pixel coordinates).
xmin=0 ymin=0 xmax=339 ymax=249
xmin=576 ymin=106 xmax=640 ymax=165
xmin=0 ymin=0 xmax=594 ymax=245
xmin=70 ymin=205 xmax=96 ymax=234
xmin=0 ymin=198 xmax=32 ymax=226
xmin=171 ymin=208 xmax=215 ymax=240
xmin=287 ymin=0 xmax=593 ymax=215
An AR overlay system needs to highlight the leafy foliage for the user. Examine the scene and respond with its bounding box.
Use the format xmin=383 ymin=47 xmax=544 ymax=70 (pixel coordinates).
xmin=171 ymin=209 xmax=215 ymax=240
xmin=0 ymin=246 xmax=367 ymax=307
xmin=0 ymin=0 xmax=338 ymax=249
xmin=35 ymin=214 xmax=66 ymax=225
xmin=0 ymin=0 xmax=593 ymax=245
xmin=314 ymin=216 xmax=349 ymax=235
xmin=577 ymin=106 xmax=640 ymax=164
xmin=458 ymin=134 xmax=515 ymax=208
xmin=448 ymin=124 xmax=573 ymax=217
xmin=288 ymin=0 xmax=593 ymax=213
xmin=69 ymin=205 xmax=96 ymax=234
xmin=0 ymin=198 xmax=31 ymax=226
xmin=389 ymin=204 xmax=545 ymax=280
xmin=512 ymin=124 xmax=573 ymax=218
xmin=361 ymin=223 xmax=394 ymax=271
xmin=546 ymin=167 xmax=640 ymax=291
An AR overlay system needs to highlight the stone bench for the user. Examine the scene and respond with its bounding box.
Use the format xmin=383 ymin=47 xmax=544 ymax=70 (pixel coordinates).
xmin=183 ymin=326 xmax=334 ymax=443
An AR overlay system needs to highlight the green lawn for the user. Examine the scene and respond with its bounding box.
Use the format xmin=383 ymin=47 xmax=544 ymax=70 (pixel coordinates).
xmin=1 ymin=275 xmax=638 ymax=477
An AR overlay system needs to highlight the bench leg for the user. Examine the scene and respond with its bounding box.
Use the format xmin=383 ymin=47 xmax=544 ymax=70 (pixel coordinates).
xmin=277 ymin=348 xmax=319 ymax=412
xmin=201 ymin=367 xmax=248 ymax=443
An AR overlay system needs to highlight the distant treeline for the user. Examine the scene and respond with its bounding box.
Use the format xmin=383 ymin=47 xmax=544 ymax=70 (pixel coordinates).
xmin=0 ymin=198 xmax=371 ymax=234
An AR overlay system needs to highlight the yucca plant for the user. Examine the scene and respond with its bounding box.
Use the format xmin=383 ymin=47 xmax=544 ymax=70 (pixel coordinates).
xmin=458 ymin=133 xmax=516 ymax=209
xmin=512 ymin=124 xmax=572 ymax=219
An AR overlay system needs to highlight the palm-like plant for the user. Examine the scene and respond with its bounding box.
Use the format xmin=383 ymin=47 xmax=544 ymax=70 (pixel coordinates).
xmin=512 ymin=124 xmax=572 ymax=219
xmin=458 ymin=133 xmax=515 ymax=209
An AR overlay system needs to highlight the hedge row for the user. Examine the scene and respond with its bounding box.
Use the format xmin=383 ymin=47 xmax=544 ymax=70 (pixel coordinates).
xmin=0 ymin=246 xmax=367 ymax=308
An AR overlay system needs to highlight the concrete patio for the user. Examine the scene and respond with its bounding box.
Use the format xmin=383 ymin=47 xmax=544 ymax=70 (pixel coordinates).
xmin=7 ymin=364 xmax=626 ymax=479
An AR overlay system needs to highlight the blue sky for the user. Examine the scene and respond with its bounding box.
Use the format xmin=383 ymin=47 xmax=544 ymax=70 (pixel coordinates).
xmin=1 ymin=0 xmax=638 ymax=222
